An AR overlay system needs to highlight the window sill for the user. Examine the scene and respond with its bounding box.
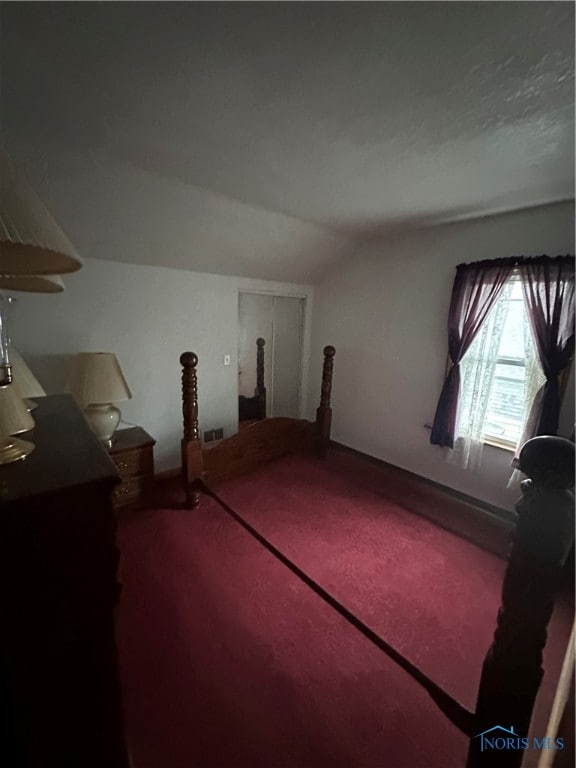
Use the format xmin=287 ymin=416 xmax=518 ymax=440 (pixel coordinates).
xmin=483 ymin=437 xmax=516 ymax=453
xmin=424 ymin=424 xmax=517 ymax=453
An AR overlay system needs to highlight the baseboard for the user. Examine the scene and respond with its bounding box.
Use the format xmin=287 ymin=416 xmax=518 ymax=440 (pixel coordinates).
xmin=330 ymin=441 xmax=515 ymax=559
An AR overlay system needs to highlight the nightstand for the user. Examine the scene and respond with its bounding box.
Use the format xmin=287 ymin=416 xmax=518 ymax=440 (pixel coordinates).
xmin=107 ymin=427 xmax=156 ymax=513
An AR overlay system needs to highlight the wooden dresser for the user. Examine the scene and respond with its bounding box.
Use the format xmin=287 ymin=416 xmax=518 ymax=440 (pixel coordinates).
xmin=0 ymin=394 xmax=129 ymax=768
xmin=107 ymin=426 xmax=155 ymax=513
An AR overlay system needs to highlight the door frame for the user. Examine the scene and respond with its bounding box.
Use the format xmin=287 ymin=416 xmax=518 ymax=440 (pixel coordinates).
xmin=237 ymin=287 xmax=313 ymax=420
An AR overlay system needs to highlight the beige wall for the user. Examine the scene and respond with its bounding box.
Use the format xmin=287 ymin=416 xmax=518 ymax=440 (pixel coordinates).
xmin=12 ymin=259 xmax=313 ymax=472
xmin=308 ymin=201 xmax=575 ymax=510
xmin=11 ymin=200 xmax=574 ymax=503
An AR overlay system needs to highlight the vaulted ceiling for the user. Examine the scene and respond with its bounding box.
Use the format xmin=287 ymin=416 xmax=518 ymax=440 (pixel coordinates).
xmin=1 ymin=2 xmax=574 ymax=282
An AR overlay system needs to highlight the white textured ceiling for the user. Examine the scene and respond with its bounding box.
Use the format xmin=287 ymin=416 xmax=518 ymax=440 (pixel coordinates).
xmin=1 ymin=2 xmax=574 ymax=282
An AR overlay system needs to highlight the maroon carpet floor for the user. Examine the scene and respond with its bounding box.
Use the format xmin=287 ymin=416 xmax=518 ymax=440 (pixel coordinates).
xmin=117 ymin=450 xmax=573 ymax=768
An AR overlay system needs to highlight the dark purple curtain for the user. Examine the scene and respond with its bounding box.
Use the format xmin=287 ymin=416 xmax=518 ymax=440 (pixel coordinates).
xmin=430 ymin=259 xmax=516 ymax=448
xmin=518 ymin=255 xmax=575 ymax=437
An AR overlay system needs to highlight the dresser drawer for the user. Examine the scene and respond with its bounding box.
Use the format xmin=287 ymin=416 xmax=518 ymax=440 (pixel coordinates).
xmin=108 ymin=427 xmax=155 ymax=513
xmin=112 ymin=476 xmax=151 ymax=508
xmin=112 ymin=448 xmax=154 ymax=478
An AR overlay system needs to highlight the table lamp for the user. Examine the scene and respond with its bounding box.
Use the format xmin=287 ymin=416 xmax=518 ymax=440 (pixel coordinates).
xmin=1 ymin=148 xmax=81 ymax=386
xmin=0 ymin=150 xmax=82 ymax=276
xmin=0 ymin=384 xmax=35 ymax=464
xmin=67 ymin=352 xmax=132 ymax=444
xmin=0 ymin=275 xmax=65 ymax=293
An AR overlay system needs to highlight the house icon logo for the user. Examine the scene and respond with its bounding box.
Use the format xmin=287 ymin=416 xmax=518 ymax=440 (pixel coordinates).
xmin=474 ymin=726 xmax=565 ymax=753
xmin=474 ymin=725 xmax=524 ymax=752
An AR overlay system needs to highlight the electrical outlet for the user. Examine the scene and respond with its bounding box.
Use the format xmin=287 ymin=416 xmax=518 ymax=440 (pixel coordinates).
xmin=223 ymin=354 xmax=231 ymax=366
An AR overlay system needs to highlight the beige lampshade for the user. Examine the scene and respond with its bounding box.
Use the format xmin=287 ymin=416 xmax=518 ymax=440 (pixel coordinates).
xmin=0 ymin=149 xmax=83 ymax=275
xmin=67 ymin=352 xmax=132 ymax=407
xmin=0 ymin=274 xmax=65 ymax=293
xmin=0 ymin=384 xmax=35 ymax=436
xmin=11 ymin=348 xmax=46 ymax=399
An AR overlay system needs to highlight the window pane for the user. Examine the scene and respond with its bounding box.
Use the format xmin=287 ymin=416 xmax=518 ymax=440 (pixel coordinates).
xmin=497 ymin=299 xmax=525 ymax=359
xmin=493 ymin=362 xmax=524 ymax=381
xmin=509 ymin=278 xmax=523 ymax=300
xmin=457 ymin=275 xmax=540 ymax=450
xmin=483 ymin=414 xmax=523 ymax=444
xmin=484 ymin=363 xmax=525 ymax=443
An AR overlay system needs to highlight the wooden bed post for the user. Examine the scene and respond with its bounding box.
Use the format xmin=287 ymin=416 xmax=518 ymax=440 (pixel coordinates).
xmin=180 ymin=352 xmax=203 ymax=508
xmin=467 ymin=436 xmax=575 ymax=768
xmin=316 ymin=345 xmax=336 ymax=457
xmin=256 ymin=337 xmax=266 ymax=420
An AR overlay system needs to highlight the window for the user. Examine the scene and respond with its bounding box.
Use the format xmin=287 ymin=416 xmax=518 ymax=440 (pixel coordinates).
xmin=457 ymin=274 xmax=544 ymax=451
xmin=431 ymin=254 xmax=574 ymax=470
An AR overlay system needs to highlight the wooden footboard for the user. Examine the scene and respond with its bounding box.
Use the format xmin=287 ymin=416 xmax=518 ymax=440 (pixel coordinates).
xmin=203 ymin=417 xmax=315 ymax=485
xmin=181 ymin=345 xmax=335 ymax=507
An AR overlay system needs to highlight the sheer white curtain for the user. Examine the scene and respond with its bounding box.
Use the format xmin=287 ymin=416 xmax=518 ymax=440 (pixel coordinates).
xmin=449 ymin=281 xmax=513 ymax=470
xmin=507 ymin=311 xmax=546 ymax=487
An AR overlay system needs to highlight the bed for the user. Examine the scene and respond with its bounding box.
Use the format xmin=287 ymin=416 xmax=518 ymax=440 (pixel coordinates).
xmin=177 ymin=344 xmax=574 ymax=767
xmin=180 ymin=344 xmax=336 ymax=508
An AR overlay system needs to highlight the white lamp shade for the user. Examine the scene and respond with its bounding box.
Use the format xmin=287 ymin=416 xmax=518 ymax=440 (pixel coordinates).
xmin=0 ymin=384 xmax=35 ymax=436
xmin=11 ymin=348 xmax=46 ymax=399
xmin=0 ymin=274 xmax=65 ymax=293
xmin=67 ymin=352 xmax=132 ymax=407
xmin=0 ymin=150 xmax=83 ymax=276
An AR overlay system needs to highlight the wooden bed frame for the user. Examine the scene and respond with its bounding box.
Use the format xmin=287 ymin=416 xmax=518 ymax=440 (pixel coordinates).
xmin=181 ymin=345 xmax=336 ymax=508
xmin=238 ymin=337 xmax=267 ymax=422
xmin=179 ymin=344 xmax=575 ymax=767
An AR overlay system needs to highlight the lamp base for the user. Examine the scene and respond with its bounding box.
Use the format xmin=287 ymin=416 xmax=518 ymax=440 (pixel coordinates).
xmin=0 ymin=436 xmax=35 ymax=464
xmin=84 ymin=403 xmax=121 ymax=445
xmin=0 ymin=363 xmax=12 ymax=387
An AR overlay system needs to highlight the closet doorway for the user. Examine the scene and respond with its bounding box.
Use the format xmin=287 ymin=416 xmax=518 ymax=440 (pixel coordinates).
xmin=238 ymin=293 xmax=305 ymax=420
